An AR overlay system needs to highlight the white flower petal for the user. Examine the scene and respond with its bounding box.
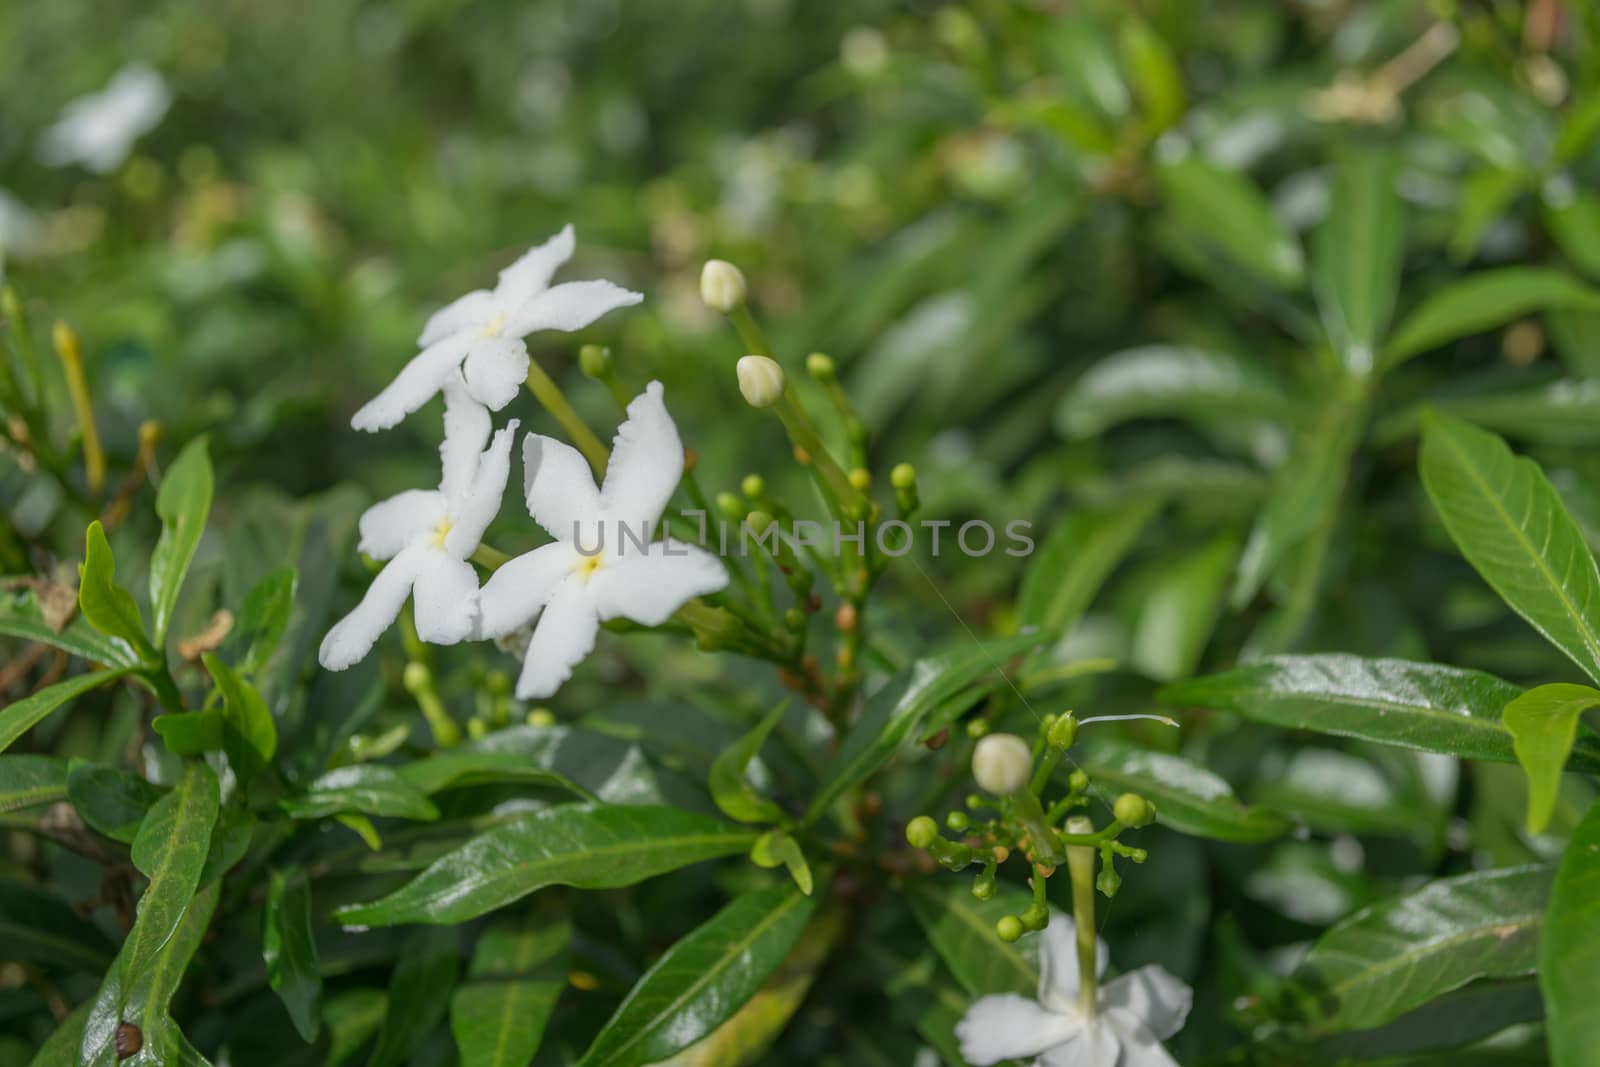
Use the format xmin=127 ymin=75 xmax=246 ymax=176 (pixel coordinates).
xmin=357 ymin=489 xmax=445 ymax=560
xmin=599 ymin=380 xmax=682 ymax=530
xmin=351 ymin=332 xmax=473 ymax=432
xmin=1038 ymin=1020 xmax=1122 ymax=1067
xmin=1104 ymin=1012 xmax=1181 ymax=1067
xmin=40 ymin=65 xmax=169 ymax=173
xmin=504 ymin=279 xmax=642 ymax=338
xmin=418 ymin=288 xmax=495 ymax=347
xmin=1038 ymin=921 xmax=1107 ymax=1013
xmin=318 ymin=547 xmax=428 ymax=670
xmin=440 ymin=374 xmax=492 ymax=504
xmin=461 ymin=336 xmax=530 ymax=411
xmin=589 ymin=539 xmax=727 ymax=626
xmin=445 ymin=420 xmax=518 ymax=556
xmin=411 ymin=553 xmax=479 ymax=646
xmin=476 ymin=541 xmax=578 ymax=638
xmin=514 ymin=577 xmax=599 ymax=699
xmin=1102 ymin=965 xmax=1193 ymax=1042
xmin=523 ymin=433 xmax=601 ymax=544
xmin=495 ymin=225 xmax=575 ymax=305
xmin=955 ymin=994 xmax=1081 ymax=1066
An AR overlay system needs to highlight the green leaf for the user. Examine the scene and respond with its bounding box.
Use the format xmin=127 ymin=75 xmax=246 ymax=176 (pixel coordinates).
xmin=1420 ymin=412 xmax=1600 ymax=685
xmin=78 ymin=521 xmax=151 ymax=657
xmin=805 ymin=633 xmax=1046 ymax=825
xmin=27 ymin=999 xmax=91 ymax=1067
xmin=1288 ymin=865 xmax=1552 ymax=1033
xmin=1119 ymin=17 xmax=1183 ymax=137
xmin=398 ymin=748 xmax=597 ymax=801
xmin=1018 ymin=500 xmax=1159 ymax=636
xmin=749 ymin=831 xmax=813 ymax=896
xmin=908 ymin=880 xmax=1038 ymax=996
xmin=0 ymin=586 xmax=140 ymax=667
xmin=67 ymin=761 xmax=164 ymax=842
xmin=124 ymin=762 xmax=220 ymax=977
xmin=709 ymin=704 xmax=787 ymax=824
xmin=0 ymin=754 xmax=68 ymax=813
xmin=234 ymin=566 xmax=296 ymax=674
xmin=450 ymin=917 xmax=570 ymax=1067
xmin=1544 ymin=799 xmax=1600 ymax=1067
xmin=1253 ymin=748 xmax=1423 ymax=838
xmin=0 ymin=666 xmax=134 ymax=754
xmin=1156 ymin=155 xmax=1304 ymax=289
xmin=281 ymin=764 xmax=439 ymax=822
xmin=1410 ymin=378 xmax=1600 ymax=446
xmin=336 ymin=804 xmax=758 ymax=927
xmin=1054 ymin=345 xmax=1292 ymax=438
xmin=0 ymin=880 xmax=116 ymax=971
xmin=1161 ymin=654 xmax=1600 ymax=770
xmin=150 ymin=710 xmax=224 ymax=755
xmin=265 ymin=867 xmax=322 ymax=1043
xmin=325 ymin=989 xmax=387 ymax=1067
xmin=1130 ymin=532 xmax=1238 ymax=682
xmin=577 ymin=885 xmax=816 ymax=1067
xmin=367 ymin=927 xmax=461 ymax=1067
xmin=1385 ymin=268 xmax=1600 ymax=369
xmin=203 ymin=653 xmax=277 ymax=780
xmin=1313 ymin=149 xmax=1403 ymax=375
xmin=1077 ymin=739 xmax=1289 ymax=842
xmin=150 ymin=437 xmax=214 ymax=646
xmin=1503 ymin=683 xmax=1600 ymax=835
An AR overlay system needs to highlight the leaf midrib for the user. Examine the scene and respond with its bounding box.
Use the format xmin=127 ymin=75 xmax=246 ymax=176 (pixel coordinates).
xmin=913 ymin=883 xmax=1034 ymax=993
xmin=1322 ymin=907 xmax=1542 ymax=1004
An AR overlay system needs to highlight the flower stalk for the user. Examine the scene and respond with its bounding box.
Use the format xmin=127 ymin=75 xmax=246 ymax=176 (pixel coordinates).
xmin=52 ymin=321 xmax=105 ymax=494
xmin=524 ymin=360 xmax=609 ymax=473
xmin=1064 ymin=814 xmax=1098 ymax=1018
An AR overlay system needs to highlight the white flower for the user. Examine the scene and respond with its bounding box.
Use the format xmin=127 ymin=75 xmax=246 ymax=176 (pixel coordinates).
xmin=351 ymin=225 xmax=641 ymax=432
xmin=956 ymin=918 xmax=1192 ymax=1067
xmin=476 ymin=381 xmax=728 ymax=698
xmin=972 ymin=732 xmax=1033 ymax=795
xmin=319 ymin=376 xmax=516 ymax=670
xmin=39 ymin=65 xmax=171 ymax=174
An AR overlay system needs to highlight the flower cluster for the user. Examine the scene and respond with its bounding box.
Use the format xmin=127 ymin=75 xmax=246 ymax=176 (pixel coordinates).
xmin=318 ymin=227 xmax=727 ymax=698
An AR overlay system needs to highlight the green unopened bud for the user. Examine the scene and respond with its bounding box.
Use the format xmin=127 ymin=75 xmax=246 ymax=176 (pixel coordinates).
xmin=402 ymin=662 xmax=432 ymax=692
xmin=972 ymin=733 xmax=1032 ymax=795
xmin=784 ymin=606 xmax=806 ymax=630
xmin=1113 ymin=793 xmax=1156 ymax=828
xmin=467 ymin=717 xmax=489 ymax=740
xmin=1068 ymin=769 xmax=1089 ymax=793
xmin=527 ymin=708 xmax=556 ymax=728
xmin=890 ymin=463 xmax=917 ymax=492
xmin=906 ymin=815 xmax=940 ymax=850
xmin=806 ymin=352 xmax=836 ymax=381
xmin=946 ymin=811 xmax=970 ymax=833
xmin=736 ymin=355 xmax=785 ymax=408
xmin=1048 ymin=714 xmax=1078 ymax=750
xmin=848 ymin=467 xmax=871 ymax=492
xmin=995 ymin=915 xmax=1024 ymax=943
xmin=745 ymin=509 xmax=774 ymax=535
xmin=1020 ymin=905 xmax=1048 ymax=931
xmin=579 ymin=344 xmax=612 ymax=378
xmin=716 ymin=491 xmax=746 ymax=521
xmin=741 ymin=473 xmax=765 ymax=499
xmin=485 ymin=671 xmax=511 ymax=697
xmin=700 ymin=259 xmax=747 ymax=313
xmin=965 ymin=793 xmax=984 ymax=810
xmin=972 ymin=875 xmax=996 ymax=900
xmin=966 ymin=717 xmax=990 ymax=739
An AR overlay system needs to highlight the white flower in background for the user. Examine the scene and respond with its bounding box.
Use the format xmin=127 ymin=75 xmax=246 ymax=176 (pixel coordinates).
xmin=476 ymin=381 xmax=727 ymax=698
xmin=319 ymin=377 xmax=516 ymax=670
xmin=39 ymin=64 xmax=171 ymax=174
xmin=956 ymin=917 xmax=1192 ymax=1067
xmin=351 ymin=225 xmax=641 ymax=432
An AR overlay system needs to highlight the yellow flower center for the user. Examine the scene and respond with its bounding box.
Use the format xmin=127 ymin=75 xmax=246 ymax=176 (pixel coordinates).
xmin=479 ymin=312 xmax=506 ymax=338
xmin=430 ymin=518 xmax=454 ymax=548
xmin=575 ymin=553 xmax=604 ymax=580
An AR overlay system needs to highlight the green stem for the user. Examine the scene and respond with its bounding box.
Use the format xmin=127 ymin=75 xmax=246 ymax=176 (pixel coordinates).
xmin=729 ymin=306 xmax=772 ymax=357
xmin=525 ymin=361 xmax=609 ymax=473
xmin=1064 ymin=815 xmax=1099 ymax=1018
xmin=1010 ymin=786 xmax=1067 ymax=867
xmin=471 ymin=543 xmax=511 ymax=569
xmin=774 ymin=386 xmax=870 ymax=518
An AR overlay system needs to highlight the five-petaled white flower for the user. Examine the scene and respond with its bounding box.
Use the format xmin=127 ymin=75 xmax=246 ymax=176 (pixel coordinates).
xmin=39 ymin=65 xmax=171 ymax=174
xmin=957 ymin=916 xmax=1192 ymax=1067
xmin=476 ymin=381 xmax=728 ymax=698
xmin=319 ymin=376 xmax=516 ymax=671
xmin=351 ymin=226 xmax=641 ymax=432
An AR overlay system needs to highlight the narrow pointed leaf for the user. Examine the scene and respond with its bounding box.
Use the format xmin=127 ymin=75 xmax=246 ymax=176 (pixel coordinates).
xmin=450 ymin=918 xmax=570 ymax=1067
xmin=234 ymin=566 xmax=296 ymax=674
xmin=67 ymin=761 xmax=164 ymax=842
xmin=1156 ymin=156 xmax=1304 ymax=289
xmin=1054 ymin=346 xmax=1291 ymax=438
xmin=398 ymin=748 xmax=597 ymax=801
xmin=265 ymin=867 xmax=322 ymax=1042
xmin=709 ymin=705 xmax=787 ymax=824
xmin=150 ymin=437 xmax=214 ymax=646
xmin=0 ymin=754 xmax=68 ymax=813
xmin=0 ymin=667 xmax=134 ymax=754
xmin=1503 ymin=683 xmax=1600 ymax=834
xmin=1 ymin=587 xmax=139 ymax=667
xmin=282 ymin=765 xmax=438 ymax=822
xmin=1076 ymin=738 xmax=1290 ymax=842
xmin=1386 ymin=267 xmax=1600 ymax=370
xmin=78 ymin=521 xmax=151 ymax=656
xmin=1019 ymin=501 xmax=1159 ymax=635
xmin=1314 ymin=149 xmax=1403 ymax=375
xmin=908 ymin=881 xmax=1038 ymax=996
xmin=1544 ymin=799 xmax=1600 ymax=1067
xmin=125 ymin=762 xmax=220 ymax=977
xmin=203 ymin=653 xmax=277 ymax=780
xmin=367 ymin=927 xmax=461 ymax=1067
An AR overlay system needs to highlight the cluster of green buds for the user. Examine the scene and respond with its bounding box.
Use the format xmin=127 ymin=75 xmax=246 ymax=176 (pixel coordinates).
xmin=905 ymin=711 xmax=1155 ymax=942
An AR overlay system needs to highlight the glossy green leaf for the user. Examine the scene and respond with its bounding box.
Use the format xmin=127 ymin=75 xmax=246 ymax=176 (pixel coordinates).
xmin=1544 ymin=799 xmax=1600 ymax=1067
xmin=398 ymin=748 xmax=597 ymax=801
xmin=27 ymin=999 xmax=91 ymax=1067
xmin=336 ymin=804 xmax=757 ymax=927
xmin=1415 ymin=378 xmax=1600 ymax=446
xmin=1289 ymin=865 xmax=1551 ymax=1032
xmin=1252 ymin=748 xmax=1419 ymax=837
xmin=0 ymin=880 xmax=115 ymax=971
xmin=450 ymin=917 xmax=570 ymax=1067
xmin=1313 ymin=149 xmax=1402 ymax=375
xmin=577 ymin=885 xmax=816 ymax=1067
xmin=0 ymin=667 xmax=134 ymax=754
xmin=1503 ymin=683 xmax=1600 ymax=834
xmin=0 ymin=586 xmax=139 ymax=667
xmin=749 ymin=830 xmax=813 ymax=896
xmin=1055 ymin=345 xmax=1292 ymax=438
xmin=203 ymin=653 xmax=277 ymax=780
xmin=805 ymin=633 xmax=1046 ymax=825
xmin=125 ymin=762 xmax=220 ymax=977
xmin=1156 ymin=156 xmax=1304 ymax=289
xmin=1385 ymin=267 xmax=1600 ymax=369
xmin=0 ymin=754 xmax=68 ymax=813
xmin=709 ymin=704 xmax=787 ymax=824
xmin=324 ymin=989 xmax=387 ymax=1067
xmin=150 ymin=709 xmax=224 ymax=755
xmin=367 ymin=926 xmax=461 ymax=1067
xmin=908 ymin=880 xmax=1038 ymax=996
xmin=1161 ymin=654 xmax=1600 ymax=769
xmin=1420 ymin=412 xmax=1600 ymax=685
xmin=233 ymin=566 xmax=297 ymax=674
xmin=281 ymin=764 xmax=439 ymax=822
xmin=78 ymin=520 xmax=151 ymax=656
xmin=1130 ymin=532 xmax=1238 ymax=681
xmin=265 ymin=866 xmax=322 ymax=1042
xmin=150 ymin=437 xmax=214 ymax=646
xmin=1077 ymin=738 xmax=1290 ymax=842
xmin=67 ymin=761 xmax=163 ymax=842
xmin=1019 ymin=501 xmax=1160 ymax=637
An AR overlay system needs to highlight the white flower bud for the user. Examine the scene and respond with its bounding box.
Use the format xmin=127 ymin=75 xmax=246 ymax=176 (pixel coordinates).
xmin=971 ymin=733 xmax=1032 ymax=795
xmin=700 ymin=259 xmax=747 ymax=313
xmin=736 ymin=355 xmax=785 ymax=409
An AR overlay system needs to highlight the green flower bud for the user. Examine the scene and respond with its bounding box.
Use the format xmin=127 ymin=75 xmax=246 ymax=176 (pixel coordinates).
xmin=906 ymin=815 xmax=940 ymax=850
xmin=972 ymin=877 xmax=996 ymax=901
xmin=716 ymin=491 xmax=746 ymax=521
xmin=1068 ymin=769 xmax=1089 ymax=793
xmin=1113 ymin=793 xmax=1155 ymax=828
xmin=741 ymin=473 xmax=765 ymax=499
xmin=784 ymin=606 xmax=806 ymax=630
xmin=736 ymin=354 xmax=785 ymax=408
xmin=971 ymin=733 xmax=1032 ymax=795
xmin=848 ymin=467 xmax=871 ymax=492
xmin=964 ymin=793 xmax=984 ymax=810
xmin=526 ymin=708 xmax=556 ymax=728
xmin=995 ymin=915 xmax=1024 ymax=943
xmin=578 ymin=344 xmax=612 ymax=378
xmin=1020 ymin=905 xmax=1048 ymax=932
xmin=402 ymin=661 xmax=431 ymax=692
xmin=805 ymin=352 xmax=836 ymax=381
xmin=946 ymin=811 xmax=970 ymax=833
xmin=1048 ymin=714 xmax=1078 ymax=751
xmin=467 ymin=717 xmax=489 ymax=740
xmin=965 ymin=717 xmax=991 ymax=739
xmin=700 ymin=259 xmax=747 ymax=313
xmin=890 ymin=463 xmax=917 ymax=491
xmin=745 ymin=509 xmax=775 ymax=535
